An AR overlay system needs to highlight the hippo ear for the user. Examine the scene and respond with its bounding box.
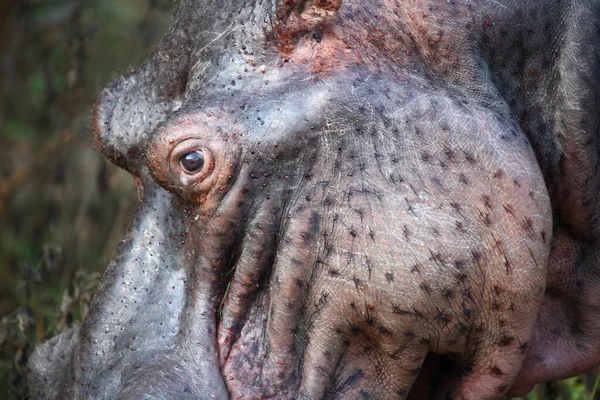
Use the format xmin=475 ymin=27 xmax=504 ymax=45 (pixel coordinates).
xmin=272 ymin=0 xmax=342 ymax=41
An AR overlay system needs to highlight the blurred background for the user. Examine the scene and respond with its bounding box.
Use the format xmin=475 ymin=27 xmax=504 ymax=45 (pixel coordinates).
xmin=0 ymin=0 xmax=172 ymax=397
xmin=0 ymin=1 xmax=597 ymax=399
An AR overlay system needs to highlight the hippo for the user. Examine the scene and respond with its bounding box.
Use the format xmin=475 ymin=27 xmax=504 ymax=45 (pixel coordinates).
xmin=28 ymin=0 xmax=600 ymax=399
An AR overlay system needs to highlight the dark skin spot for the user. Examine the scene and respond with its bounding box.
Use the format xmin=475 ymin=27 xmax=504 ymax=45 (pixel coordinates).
xmin=337 ymin=369 xmax=365 ymax=392
xmin=392 ymin=305 xmax=413 ymax=316
xmin=490 ymin=366 xmax=504 ymax=376
xmin=463 ymin=151 xmax=476 ymax=164
xmin=311 ymin=29 xmax=322 ymax=42
xmin=513 ymin=179 xmax=521 ymax=188
xmin=498 ymin=336 xmax=514 ymax=346
xmin=378 ymin=325 xmax=393 ymax=336
xmin=504 ymin=255 xmax=513 ymax=274
xmin=459 ymin=173 xmax=470 ymax=185
xmin=403 ymin=224 xmax=411 ymax=240
xmin=430 ymin=251 xmax=446 ymax=265
xmin=522 ymin=217 xmax=535 ymax=234
xmin=496 ymin=385 xmax=508 ymax=393
xmin=480 ymin=211 xmax=492 ymax=226
xmin=493 ymin=238 xmax=504 ymax=251
xmin=431 ymin=176 xmax=445 ymax=190
xmin=385 ymin=272 xmax=394 ymax=282
xmin=570 ymin=322 xmax=584 ymax=335
xmin=443 ymin=147 xmax=456 ymax=161
xmin=482 ymin=195 xmax=493 ymax=209
xmin=450 ymin=202 xmax=462 ymax=212
xmin=350 ymin=325 xmax=363 ymax=336
xmin=436 ymin=311 xmax=451 ymax=323
xmin=502 ymin=203 xmax=516 ymax=217
xmin=546 ymin=286 xmax=562 ymax=298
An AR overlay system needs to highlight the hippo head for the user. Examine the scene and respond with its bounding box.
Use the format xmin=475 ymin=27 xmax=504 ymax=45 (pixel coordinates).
xmin=28 ymin=0 xmax=600 ymax=398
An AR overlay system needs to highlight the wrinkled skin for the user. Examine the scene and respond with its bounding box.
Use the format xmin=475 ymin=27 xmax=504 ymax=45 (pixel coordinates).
xmin=28 ymin=0 xmax=600 ymax=399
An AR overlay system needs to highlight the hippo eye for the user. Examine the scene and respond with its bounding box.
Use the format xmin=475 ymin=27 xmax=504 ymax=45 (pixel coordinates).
xmin=164 ymin=140 xmax=215 ymax=189
xmin=180 ymin=151 xmax=204 ymax=173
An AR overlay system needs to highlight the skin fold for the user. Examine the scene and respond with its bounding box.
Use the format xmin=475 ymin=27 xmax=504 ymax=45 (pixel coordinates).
xmin=28 ymin=0 xmax=600 ymax=399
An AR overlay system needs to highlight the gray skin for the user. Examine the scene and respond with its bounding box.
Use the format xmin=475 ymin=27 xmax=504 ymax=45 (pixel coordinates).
xmin=27 ymin=0 xmax=600 ymax=399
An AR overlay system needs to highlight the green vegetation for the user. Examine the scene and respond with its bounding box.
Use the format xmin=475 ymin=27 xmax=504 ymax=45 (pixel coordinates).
xmin=506 ymin=376 xmax=600 ymax=400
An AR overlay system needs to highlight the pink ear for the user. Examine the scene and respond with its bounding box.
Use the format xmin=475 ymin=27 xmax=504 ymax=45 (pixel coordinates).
xmin=273 ymin=0 xmax=342 ymax=45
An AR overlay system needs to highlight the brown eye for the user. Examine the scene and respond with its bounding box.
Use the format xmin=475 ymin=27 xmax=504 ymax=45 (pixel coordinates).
xmin=180 ymin=151 xmax=204 ymax=173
